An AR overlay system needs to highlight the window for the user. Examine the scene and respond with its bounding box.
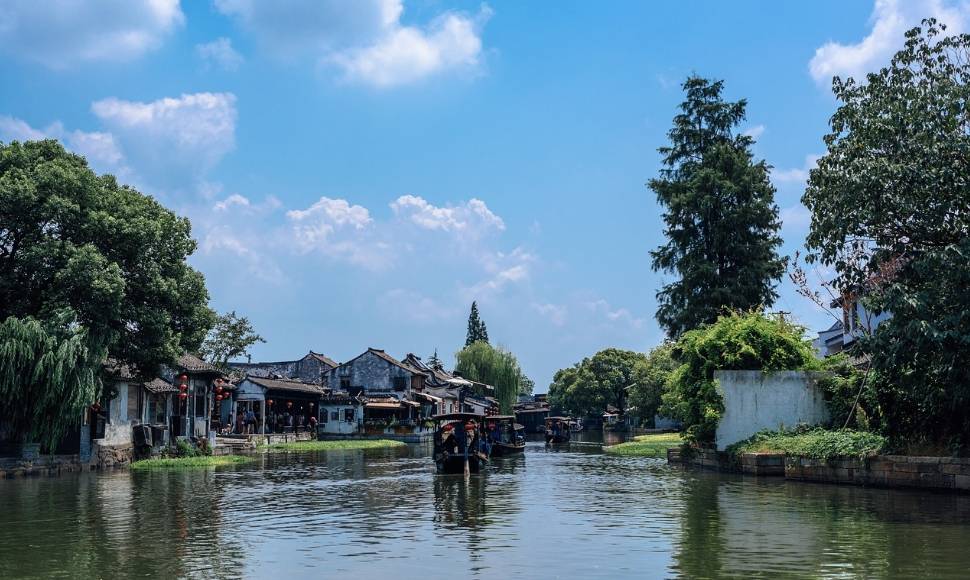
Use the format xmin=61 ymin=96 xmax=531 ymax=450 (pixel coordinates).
xmin=320 ymin=410 xmax=328 ymax=423
xmin=344 ymin=408 xmax=355 ymax=423
xmin=392 ymin=376 xmax=407 ymax=391
xmin=331 ymin=411 xmax=339 ymax=421
xmin=340 ymin=378 xmax=350 ymax=390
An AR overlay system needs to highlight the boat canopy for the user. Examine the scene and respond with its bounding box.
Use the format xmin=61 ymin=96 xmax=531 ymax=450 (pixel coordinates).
xmin=546 ymin=416 xmax=571 ymax=421
xmin=432 ymin=412 xmax=486 ymax=421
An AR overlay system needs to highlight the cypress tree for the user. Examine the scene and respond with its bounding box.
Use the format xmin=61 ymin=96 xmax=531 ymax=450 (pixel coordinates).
xmin=649 ymin=76 xmax=785 ymax=337
xmin=465 ymin=301 xmax=489 ymax=346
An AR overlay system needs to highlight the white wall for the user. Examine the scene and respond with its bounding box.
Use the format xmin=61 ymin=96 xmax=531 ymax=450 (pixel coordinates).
xmin=715 ymin=370 xmax=830 ymax=450
xmin=319 ymin=405 xmax=360 ymax=434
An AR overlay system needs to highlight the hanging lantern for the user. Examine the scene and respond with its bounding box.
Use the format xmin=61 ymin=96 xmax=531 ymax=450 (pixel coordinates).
xmin=179 ymin=383 xmax=188 ymax=392
xmin=215 ymin=377 xmax=223 ymax=386
xmin=215 ymin=385 xmax=223 ymax=395
xmin=179 ymin=392 xmax=188 ymax=400
xmin=287 ymin=401 xmax=293 ymax=409
xmin=308 ymin=402 xmax=315 ymax=408
xmin=268 ymin=399 xmax=274 ymax=406
xmin=216 ymin=394 xmax=223 ymax=402
xmin=178 ymin=374 xmax=188 ymax=383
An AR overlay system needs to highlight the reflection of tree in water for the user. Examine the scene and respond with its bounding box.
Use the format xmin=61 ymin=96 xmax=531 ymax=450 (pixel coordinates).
xmin=671 ymin=473 xmax=725 ymax=579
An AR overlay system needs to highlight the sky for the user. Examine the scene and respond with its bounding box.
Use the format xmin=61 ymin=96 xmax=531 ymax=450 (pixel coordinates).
xmin=0 ymin=0 xmax=961 ymax=391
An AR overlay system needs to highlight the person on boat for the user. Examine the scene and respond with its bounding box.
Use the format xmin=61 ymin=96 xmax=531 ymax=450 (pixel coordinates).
xmin=440 ymin=423 xmax=458 ymax=455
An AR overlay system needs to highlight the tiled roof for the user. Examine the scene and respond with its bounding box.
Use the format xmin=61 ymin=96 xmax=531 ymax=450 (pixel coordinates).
xmin=144 ymin=378 xmax=179 ymax=394
xmin=308 ymin=351 xmax=339 ymax=368
xmin=177 ymin=353 xmax=222 ymax=373
xmin=244 ymin=375 xmax=328 ymax=395
xmin=366 ymin=348 xmax=422 ymax=375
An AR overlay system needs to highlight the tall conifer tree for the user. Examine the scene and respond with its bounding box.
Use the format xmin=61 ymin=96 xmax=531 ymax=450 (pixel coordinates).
xmin=465 ymin=301 xmax=489 ymax=346
xmin=649 ymin=76 xmax=785 ymax=337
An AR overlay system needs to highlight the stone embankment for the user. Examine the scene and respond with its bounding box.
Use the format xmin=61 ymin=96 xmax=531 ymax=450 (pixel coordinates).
xmin=668 ymin=448 xmax=970 ymax=492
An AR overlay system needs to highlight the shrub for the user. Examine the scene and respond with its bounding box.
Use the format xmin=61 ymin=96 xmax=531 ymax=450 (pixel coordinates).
xmin=728 ymin=427 xmax=887 ymax=462
xmin=661 ymin=311 xmax=819 ymax=444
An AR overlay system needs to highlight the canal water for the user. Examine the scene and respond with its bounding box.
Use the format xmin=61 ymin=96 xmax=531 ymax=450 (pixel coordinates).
xmin=2 ymin=435 xmax=970 ymax=579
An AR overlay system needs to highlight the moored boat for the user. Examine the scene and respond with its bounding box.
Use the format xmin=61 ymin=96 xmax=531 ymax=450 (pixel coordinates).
xmin=433 ymin=412 xmax=490 ymax=474
xmin=545 ymin=416 xmax=572 ymax=445
xmin=485 ymin=415 xmax=525 ymax=456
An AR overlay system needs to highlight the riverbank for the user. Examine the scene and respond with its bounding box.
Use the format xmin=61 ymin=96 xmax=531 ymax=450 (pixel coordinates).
xmin=265 ymin=439 xmax=406 ymax=452
xmin=131 ymin=456 xmax=252 ymax=470
xmin=603 ymin=433 xmax=683 ymax=457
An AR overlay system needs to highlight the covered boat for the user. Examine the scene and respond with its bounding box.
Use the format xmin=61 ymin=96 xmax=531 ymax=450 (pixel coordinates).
xmin=433 ymin=412 xmax=490 ymax=475
xmin=545 ymin=416 xmax=572 ymax=445
xmin=485 ymin=415 xmax=525 ymax=456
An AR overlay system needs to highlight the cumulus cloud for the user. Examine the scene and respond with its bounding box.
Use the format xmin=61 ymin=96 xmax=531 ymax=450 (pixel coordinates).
xmin=91 ymin=92 xmax=237 ymax=188
xmin=391 ymin=194 xmax=504 ymax=235
xmin=780 ymin=204 xmax=813 ymax=232
xmin=809 ymin=0 xmax=969 ymax=86
xmin=0 ymin=0 xmax=183 ymax=68
xmin=284 ymin=197 xmax=391 ymax=268
xmin=0 ymin=115 xmax=128 ymax=176
xmin=215 ymin=0 xmax=490 ymax=87
xmin=743 ymin=124 xmax=766 ymax=140
xmin=213 ymin=193 xmax=251 ymax=212
xmin=196 ymin=37 xmax=244 ymax=71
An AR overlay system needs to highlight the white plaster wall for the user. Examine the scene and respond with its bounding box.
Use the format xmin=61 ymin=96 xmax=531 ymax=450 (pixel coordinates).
xmin=319 ymin=405 xmax=359 ymax=434
xmin=715 ymin=370 xmax=830 ymax=450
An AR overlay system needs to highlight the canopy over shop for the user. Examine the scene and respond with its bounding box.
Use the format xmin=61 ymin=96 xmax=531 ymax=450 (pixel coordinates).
xmin=230 ymin=376 xmax=327 ymax=434
xmin=362 ymin=396 xmax=421 ymax=430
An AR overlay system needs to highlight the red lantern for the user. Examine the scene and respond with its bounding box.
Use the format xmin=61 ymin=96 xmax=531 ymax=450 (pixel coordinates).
xmin=215 ymin=385 xmax=223 ymax=395
xmin=179 ymin=392 xmax=188 ymax=400
xmin=267 ymin=399 xmax=274 ymax=406
xmin=178 ymin=374 xmax=188 ymax=383
xmin=287 ymin=401 xmax=293 ymax=409
xmin=179 ymin=383 xmax=188 ymax=392
xmin=215 ymin=377 xmax=223 ymax=385
xmin=216 ymin=394 xmax=223 ymax=402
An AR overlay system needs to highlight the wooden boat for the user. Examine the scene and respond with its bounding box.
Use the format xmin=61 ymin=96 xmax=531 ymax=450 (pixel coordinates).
xmin=545 ymin=416 xmax=572 ymax=445
xmin=432 ymin=412 xmax=489 ymax=475
xmin=569 ymin=418 xmax=584 ymax=433
xmin=485 ymin=415 xmax=525 ymax=456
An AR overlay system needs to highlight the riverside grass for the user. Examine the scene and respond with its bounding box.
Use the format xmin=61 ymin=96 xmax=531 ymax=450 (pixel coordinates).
xmin=131 ymin=455 xmax=252 ymax=470
xmin=728 ymin=428 xmax=887 ymax=461
xmin=603 ymin=433 xmax=683 ymax=457
xmin=265 ymin=439 xmax=406 ymax=452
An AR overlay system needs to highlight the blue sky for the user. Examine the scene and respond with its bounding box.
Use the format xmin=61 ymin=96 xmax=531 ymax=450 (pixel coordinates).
xmin=0 ymin=0 xmax=959 ymax=390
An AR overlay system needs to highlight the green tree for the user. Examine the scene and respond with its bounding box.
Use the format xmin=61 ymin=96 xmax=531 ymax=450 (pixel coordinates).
xmin=199 ymin=311 xmax=265 ymax=369
xmin=661 ymin=311 xmax=818 ymax=444
xmin=0 ymin=140 xmax=215 ymax=447
xmin=548 ymin=348 xmax=650 ymax=419
xmin=427 ymin=348 xmax=443 ymax=371
xmin=518 ymin=374 xmax=535 ymax=396
xmin=627 ymin=342 xmax=678 ymax=427
xmin=650 ymin=76 xmax=785 ymax=337
xmin=464 ymin=301 xmax=489 ymax=346
xmin=803 ymin=20 xmax=970 ymax=449
xmin=454 ymin=341 xmax=521 ymax=413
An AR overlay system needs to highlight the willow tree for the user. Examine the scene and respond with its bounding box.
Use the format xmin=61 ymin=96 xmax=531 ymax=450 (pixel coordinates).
xmin=650 ymin=76 xmax=785 ymax=337
xmin=0 ymin=140 xmax=214 ymax=448
xmin=454 ymin=341 xmax=521 ymax=413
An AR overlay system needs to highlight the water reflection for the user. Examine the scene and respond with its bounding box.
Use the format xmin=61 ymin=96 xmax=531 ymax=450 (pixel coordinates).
xmin=2 ymin=444 xmax=970 ymax=578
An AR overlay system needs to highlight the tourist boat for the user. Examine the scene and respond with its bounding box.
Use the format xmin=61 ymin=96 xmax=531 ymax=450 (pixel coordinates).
xmin=545 ymin=416 xmax=572 ymax=445
xmin=569 ymin=418 xmax=584 ymax=433
xmin=432 ymin=412 xmax=490 ymax=475
xmin=485 ymin=415 xmax=526 ymax=456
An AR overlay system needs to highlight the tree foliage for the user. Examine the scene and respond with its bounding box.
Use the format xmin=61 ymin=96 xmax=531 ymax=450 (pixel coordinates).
xmin=650 ymin=76 xmax=785 ymax=337
xmin=454 ymin=341 xmax=521 ymax=413
xmin=199 ymin=311 xmax=265 ymax=369
xmin=660 ymin=311 xmax=819 ymax=444
xmin=427 ymin=348 xmax=443 ymax=371
xmin=548 ymin=348 xmax=651 ymax=419
xmin=803 ymin=20 xmax=970 ymax=450
xmin=627 ymin=342 xmax=678 ymax=426
xmin=0 ymin=140 xmax=215 ymax=444
xmin=464 ymin=301 xmax=489 ymax=347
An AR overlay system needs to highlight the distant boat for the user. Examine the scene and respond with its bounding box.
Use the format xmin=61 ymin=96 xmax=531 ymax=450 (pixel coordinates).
xmin=486 ymin=415 xmax=526 ymax=456
xmin=545 ymin=416 xmax=572 ymax=445
xmin=432 ymin=412 xmax=489 ymax=474
xmin=569 ymin=419 xmax=584 ymax=433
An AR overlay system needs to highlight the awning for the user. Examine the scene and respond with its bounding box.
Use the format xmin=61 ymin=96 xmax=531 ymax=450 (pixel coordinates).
xmin=413 ymin=392 xmax=442 ymax=403
xmin=365 ymin=401 xmax=403 ymax=409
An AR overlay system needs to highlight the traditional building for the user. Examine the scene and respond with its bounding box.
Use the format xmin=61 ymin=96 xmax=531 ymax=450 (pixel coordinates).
xmin=228 ymin=350 xmax=337 ymax=384
xmin=231 ymin=375 xmax=327 ymax=434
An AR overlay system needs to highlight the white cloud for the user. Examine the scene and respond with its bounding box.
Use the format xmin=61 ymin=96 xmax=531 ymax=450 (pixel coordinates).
xmin=587 ymin=299 xmax=645 ymax=329
xmin=91 ymin=92 xmax=237 ymax=188
xmin=0 ymin=115 xmax=128 ymax=176
xmin=201 ymin=225 xmax=285 ymax=282
xmin=780 ymin=204 xmax=813 ymax=232
xmin=215 ymin=0 xmax=490 ymax=87
xmin=284 ymin=197 xmax=391 ymax=268
xmin=213 ymin=193 xmax=251 ymax=212
xmin=330 ymin=8 xmax=490 ymax=88
xmin=772 ymin=154 xmax=821 ymax=186
xmin=809 ymin=0 xmax=969 ymax=86
xmin=391 ymin=194 xmax=504 ymax=235
xmin=196 ymin=37 xmax=244 ymax=71
xmin=743 ymin=124 xmax=766 ymax=140
xmin=532 ymin=302 xmax=567 ymax=326
xmin=0 ymin=0 xmax=183 ymax=68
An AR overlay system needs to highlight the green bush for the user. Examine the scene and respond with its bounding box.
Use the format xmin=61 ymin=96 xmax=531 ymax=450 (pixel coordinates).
xmin=727 ymin=427 xmax=887 ymax=461
xmin=661 ymin=311 xmax=819 ymax=444
xmin=173 ymin=439 xmax=198 ymax=458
